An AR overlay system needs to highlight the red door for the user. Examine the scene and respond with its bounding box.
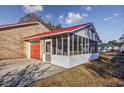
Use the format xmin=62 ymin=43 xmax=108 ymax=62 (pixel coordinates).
xmin=30 ymin=44 xmax=40 ymax=59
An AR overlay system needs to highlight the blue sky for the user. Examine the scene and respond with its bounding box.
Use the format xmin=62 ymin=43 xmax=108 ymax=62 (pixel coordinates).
xmin=0 ymin=5 xmax=124 ymax=43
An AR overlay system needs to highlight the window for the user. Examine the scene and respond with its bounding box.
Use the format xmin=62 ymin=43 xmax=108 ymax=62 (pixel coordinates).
xmin=70 ymin=34 xmax=73 ymax=55
xmin=46 ymin=42 xmax=51 ymax=53
xmin=94 ymin=41 xmax=98 ymax=53
xmin=83 ymin=37 xmax=86 ymax=54
xmin=63 ymin=36 xmax=68 ymax=55
xmin=89 ymin=39 xmax=94 ymax=53
xmin=89 ymin=40 xmax=98 ymax=53
xmin=92 ymin=40 xmax=95 ymax=53
xmin=52 ymin=38 xmax=56 ymax=54
xmin=79 ymin=36 xmax=82 ymax=54
xmin=89 ymin=39 xmax=91 ymax=53
xmin=86 ymin=38 xmax=89 ymax=54
xmin=74 ymin=35 xmax=78 ymax=55
xmin=57 ymin=37 xmax=62 ymax=55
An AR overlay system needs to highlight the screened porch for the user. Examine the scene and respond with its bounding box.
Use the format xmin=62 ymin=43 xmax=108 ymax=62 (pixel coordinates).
xmin=42 ymin=33 xmax=98 ymax=57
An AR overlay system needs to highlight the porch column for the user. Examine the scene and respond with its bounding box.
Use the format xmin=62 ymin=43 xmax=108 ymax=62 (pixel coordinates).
xmin=68 ymin=34 xmax=70 ymax=56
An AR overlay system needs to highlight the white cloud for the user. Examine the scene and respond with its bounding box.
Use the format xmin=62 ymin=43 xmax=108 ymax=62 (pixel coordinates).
xmin=104 ymin=12 xmax=122 ymax=21
xmin=23 ymin=5 xmax=43 ymax=13
xmin=82 ymin=5 xmax=94 ymax=11
xmin=65 ymin=12 xmax=82 ymax=24
xmin=86 ymin=6 xmax=92 ymax=11
xmin=82 ymin=13 xmax=88 ymax=17
xmin=104 ymin=16 xmax=113 ymax=21
xmin=59 ymin=15 xmax=64 ymax=19
xmin=113 ymin=13 xmax=121 ymax=16
xmin=58 ymin=15 xmax=64 ymax=23
xmin=45 ymin=14 xmax=52 ymax=19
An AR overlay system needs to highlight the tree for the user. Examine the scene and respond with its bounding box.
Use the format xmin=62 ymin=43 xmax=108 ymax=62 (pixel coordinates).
xmin=107 ymin=40 xmax=118 ymax=47
xmin=18 ymin=13 xmax=42 ymax=23
xmin=18 ymin=13 xmax=62 ymax=30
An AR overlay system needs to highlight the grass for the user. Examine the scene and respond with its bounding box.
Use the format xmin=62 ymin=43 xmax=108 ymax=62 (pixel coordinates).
xmin=29 ymin=53 xmax=124 ymax=87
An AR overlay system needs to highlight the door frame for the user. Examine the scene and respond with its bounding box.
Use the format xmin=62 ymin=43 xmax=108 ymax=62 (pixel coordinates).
xmin=45 ymin=39 xmax=52 ymax=62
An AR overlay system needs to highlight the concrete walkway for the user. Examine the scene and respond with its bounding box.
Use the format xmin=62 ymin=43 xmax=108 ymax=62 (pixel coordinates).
xmin=0 ymin=59 xmax=65 ymax=87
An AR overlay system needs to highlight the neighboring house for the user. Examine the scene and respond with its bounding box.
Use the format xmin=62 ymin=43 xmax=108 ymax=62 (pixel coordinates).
xmin=102 ymin=46 xmax=119 ymax=52
xmin=0 ymin=22 xmax=50 ymax=60
xmin=120 ymin=44 xmax=124 ymax=53
xmin=104 ymin=46 xmax=112 ymax=52
xmin=24 ymin=22 xmax=101 ymax=68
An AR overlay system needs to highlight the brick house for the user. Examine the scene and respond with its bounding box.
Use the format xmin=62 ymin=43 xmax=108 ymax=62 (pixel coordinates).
xmin=0 ymin=22 xmax=50 ymax=60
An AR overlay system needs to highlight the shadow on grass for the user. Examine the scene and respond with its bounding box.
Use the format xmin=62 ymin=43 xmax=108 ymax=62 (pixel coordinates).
xmin=111 ymin=53 xmax=124 ymax=63
xmin=84 ymin=57 xmax=124 ymax=81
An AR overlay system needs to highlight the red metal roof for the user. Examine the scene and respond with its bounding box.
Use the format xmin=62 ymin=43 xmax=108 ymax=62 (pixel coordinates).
xmin=24 ymin=23 xmax=92 ymax=40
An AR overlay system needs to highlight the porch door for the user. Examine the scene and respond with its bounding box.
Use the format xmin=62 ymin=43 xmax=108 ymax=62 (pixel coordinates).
xmin=45 ymin=41 xmax=51 ymax=62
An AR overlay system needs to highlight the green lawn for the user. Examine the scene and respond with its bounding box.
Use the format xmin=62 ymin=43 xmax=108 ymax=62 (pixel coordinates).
xmin=29 ymin=54 xmax=124 ymax=87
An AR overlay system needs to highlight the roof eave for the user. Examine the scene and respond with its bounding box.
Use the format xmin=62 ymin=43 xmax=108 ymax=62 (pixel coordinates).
xmin=24 ymin=23 xmax=92 ymax=41
xmin=0 ymin=21 xmax=41 ymax=29
xmin=23 ymin=31 xmax=70 ymax=41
